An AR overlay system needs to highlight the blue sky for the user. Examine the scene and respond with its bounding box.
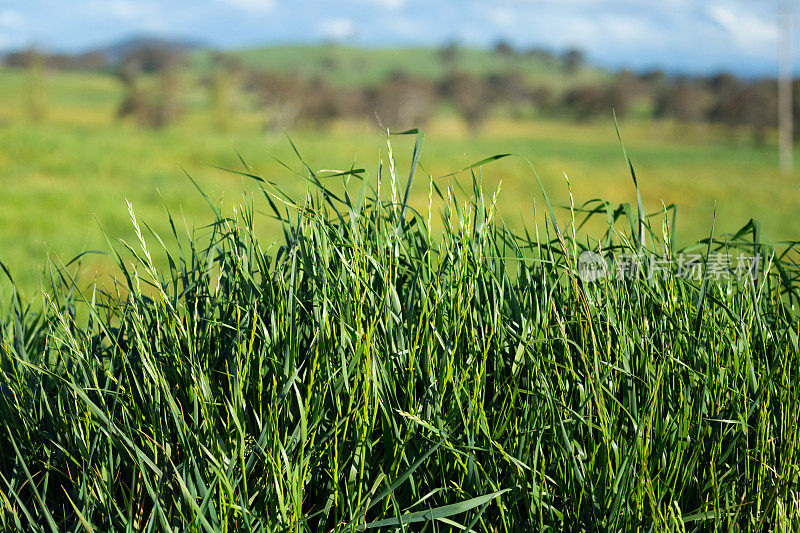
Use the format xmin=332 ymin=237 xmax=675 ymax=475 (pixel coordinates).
xmin=0 ymin=0 xmax=792 ymax=75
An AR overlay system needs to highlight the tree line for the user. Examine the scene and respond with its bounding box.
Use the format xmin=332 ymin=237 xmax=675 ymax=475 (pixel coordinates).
xmin=2 ymin=43 xmax=789 ymax=142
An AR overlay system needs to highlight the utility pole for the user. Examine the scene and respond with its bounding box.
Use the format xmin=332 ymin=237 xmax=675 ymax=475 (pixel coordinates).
xmin=779 ymin=0 xmax=794 ymax=173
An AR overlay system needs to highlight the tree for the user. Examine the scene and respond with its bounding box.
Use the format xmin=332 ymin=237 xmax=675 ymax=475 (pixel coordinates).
xmin=439 ymin=72 xmax=493 ymax=131
xmin=709 ymin=77 xmax=777 ymax=143
xmin=438 ymin=41 xmax=460 ymax=70
xmin=639 ymin=69 xmax=667 ymax=86
xmin=116 ymin=47 xmax=185 ymax=129
xmin=25 ymin=49 xmax=47 ymax=122
xmin=7 ymin=48 xmax=49 ymax=121
xmin=562 ymin=48 xmax=584 ymax=74
xmin=484 ymin=71 xmax=533 ymax=117
xmin=247 ymin=70 xmax=305 ymax=131
xmin=564 ymin=84 xmax=628 ymax=121
xmin=368 ymin=72 xmax=437 ymax=130
xmin=654 ymin=79 xmax=708 ymax=123
xmin=493 ymin=40 xmax=515 ymax=58
xmin=116 ymin=62 xmax=149 ymax=124
xmin=741 ymin=81 xmax=778 ymax=144
xmin=529 ymin=86 xmax=556 ymax=114
xmin=207 ymin=53 xmax=243 ymax=131
xmin=297 ymin=79 xmax=364 ymax=126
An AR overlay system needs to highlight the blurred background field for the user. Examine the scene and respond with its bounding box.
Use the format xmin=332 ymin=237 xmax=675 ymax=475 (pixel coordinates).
xmin=0 ymin=42 xmax=798 ymax=292
xmin=6 ymin=5 xmax=800 ymax=529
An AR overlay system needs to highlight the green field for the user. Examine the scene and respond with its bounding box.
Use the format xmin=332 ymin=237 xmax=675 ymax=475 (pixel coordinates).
xmin=1 ymin=132 xmax=798 ymax=529
xmin=0 ymin=53 xmax=798 ymax=294
xmin=2 ymin=47 xmax=800 ymax=530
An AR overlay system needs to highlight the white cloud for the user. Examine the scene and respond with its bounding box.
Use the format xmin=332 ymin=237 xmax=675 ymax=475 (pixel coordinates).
xmin=600 ymin=14 xmax=666 ymax=46
xmin=708 ymin=3 xmax=778 ymax=53
xmin=83 ymin=0 xmax=160 ymax=22
xmin=79 ymin=0 xmax=175 ymax=37
xmin=359 ymin=0 xmax=405 ymax=9
xmin=219 ymin=0 xmax=275 ymax=14
xmin=106 ymin=0 xmax=154 ymax=20
xmin=320 ymin=17 xmax=357 ymax=40
xmin=488 ymin=7 xmax=514 ymax=28
xmin=0 ymin=9 xmax=24 ymax=29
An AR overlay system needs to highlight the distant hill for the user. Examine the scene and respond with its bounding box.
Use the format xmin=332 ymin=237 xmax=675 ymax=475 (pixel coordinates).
xmin=192 ymin=45 xmax=609 ymax=90
xmin=1 ymin=39 xmax=608 ymax=93
xmin=89 ymin=36 xmax=206 ymax=65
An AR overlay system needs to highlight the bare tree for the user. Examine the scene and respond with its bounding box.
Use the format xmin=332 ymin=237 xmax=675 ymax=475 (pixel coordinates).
xmin=710 ymin=78 xmax=778 ymax=143
xmin=207 ymin=53 xmax=243 ymax=131
xmin=564 ymin=83 xmax=628 ymax=121
xmin=368 ymin=72 xmax=437 ymax=130
xmin=19 ymin=48 xmax=47 ymax=122
xmin=439 ymin=72 xmax=493 ymax=131
xmin=438 ymin=41 xmax=460 ymax=70
xmin=247 ymin=70 xmax=305 ymax=131
xmin=562 ymin=48 xmax=584 ymax=74
xmin=655 ymin=79 xmax=708 ymax=122
xmin=493 ymin=40 xmax=515 ymax=58
xmin=116 ymin=46 xmax=185 ymax=129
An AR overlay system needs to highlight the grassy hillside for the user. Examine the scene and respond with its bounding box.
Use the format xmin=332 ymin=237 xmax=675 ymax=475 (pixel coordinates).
xmin=194 ymin=45 xmax=608 ymax=89
xmin=0 ymin=61 xmax=797 ymax=295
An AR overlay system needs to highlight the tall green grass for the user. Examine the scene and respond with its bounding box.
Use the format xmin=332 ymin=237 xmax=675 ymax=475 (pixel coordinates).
xmin=1 ymin=132 xmax=799 ymax=531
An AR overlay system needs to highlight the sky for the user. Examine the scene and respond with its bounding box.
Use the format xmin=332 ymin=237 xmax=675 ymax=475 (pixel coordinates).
xmin=0 ymin=0 xmax=793 ymax=76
